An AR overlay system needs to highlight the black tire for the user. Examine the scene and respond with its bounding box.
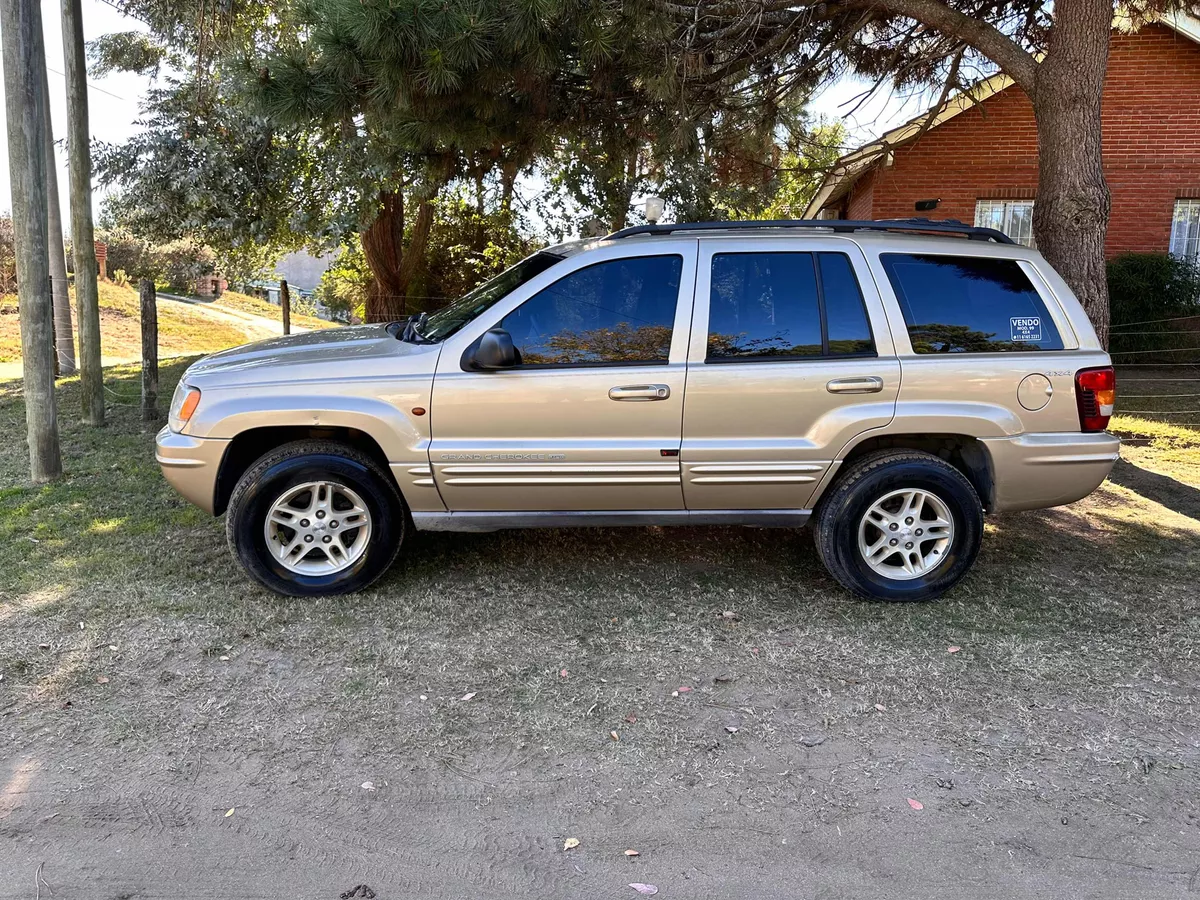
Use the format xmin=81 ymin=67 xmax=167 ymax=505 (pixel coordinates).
xmin=225 ymin=440 xmax=407 ymax=596
xmin=813 ymin=449 xmax=983 ymax=602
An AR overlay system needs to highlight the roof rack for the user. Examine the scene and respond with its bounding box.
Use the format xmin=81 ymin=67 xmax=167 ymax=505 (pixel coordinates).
xmin=605 ymin=217 xmax=1015 ymax=244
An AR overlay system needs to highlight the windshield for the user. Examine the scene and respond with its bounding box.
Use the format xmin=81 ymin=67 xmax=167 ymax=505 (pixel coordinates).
xmin=417 ymin=250 xmax=566 ymax=342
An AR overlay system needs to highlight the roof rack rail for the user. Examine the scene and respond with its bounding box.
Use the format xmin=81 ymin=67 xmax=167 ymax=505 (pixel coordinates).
xmin=605 ymin=217 xmax=1015 ymax=244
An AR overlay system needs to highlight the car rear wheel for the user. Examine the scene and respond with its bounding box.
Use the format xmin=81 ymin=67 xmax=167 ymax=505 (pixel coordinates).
xmin=226 ymin=440 xmax=407 ymax=596
xmin=813 ymin=450 xmax=983 ymax=602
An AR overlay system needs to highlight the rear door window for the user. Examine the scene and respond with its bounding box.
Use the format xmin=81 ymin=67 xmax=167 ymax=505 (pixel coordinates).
xmin=707 ymin=252 xmax=875 ymax=361
xmin=880 ymin=254 xmax=1064 ymax=353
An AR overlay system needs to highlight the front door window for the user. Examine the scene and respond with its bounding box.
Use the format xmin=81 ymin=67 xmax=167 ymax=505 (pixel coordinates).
xmin=499 ymin=255 xmax=683 ymax=366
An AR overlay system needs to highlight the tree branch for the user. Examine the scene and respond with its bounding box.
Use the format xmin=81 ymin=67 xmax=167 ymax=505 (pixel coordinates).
xmin=849 ymin=0 xmax=1039 ymax=91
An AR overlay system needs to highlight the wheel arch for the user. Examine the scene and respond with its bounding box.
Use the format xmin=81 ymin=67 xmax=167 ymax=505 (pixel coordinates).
xmin=823 ymin=432 xmax=995 ymax=512
xmin=213 ymin=426 xmax=397 ymax=516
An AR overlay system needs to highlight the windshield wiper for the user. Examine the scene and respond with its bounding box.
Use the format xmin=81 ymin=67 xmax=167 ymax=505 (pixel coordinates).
xmin=399 ymin=312 xmax=432 ymax=344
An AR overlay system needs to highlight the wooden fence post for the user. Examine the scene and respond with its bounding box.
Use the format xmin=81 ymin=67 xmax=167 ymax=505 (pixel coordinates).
xmin=139 ymin=279 xmax=158 ymax=421
xmin=61 ymin=0 xmax=103 ymax=424
xmin=280 ymin=278 xmax=291 ymax=335
xmin=2 ymin=0 xmax=61 ymax=482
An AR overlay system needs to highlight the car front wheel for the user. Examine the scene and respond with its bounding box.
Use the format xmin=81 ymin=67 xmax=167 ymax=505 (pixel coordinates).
xmin=813 ymin=450 xmax=983 ymax=602
xmin=226 ymin=440 xmax=407 ymax=596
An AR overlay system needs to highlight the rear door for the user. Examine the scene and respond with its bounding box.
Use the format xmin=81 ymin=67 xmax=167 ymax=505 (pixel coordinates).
xmin=681 ymin=237 xmax=900 ymax=511
xmin=429 ymin=241 xmax=698 ymax=512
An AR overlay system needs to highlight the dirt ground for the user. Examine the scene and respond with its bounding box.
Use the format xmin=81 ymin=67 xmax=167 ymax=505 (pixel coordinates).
xmin=2 ymin=363 xmax=1199 ymax=899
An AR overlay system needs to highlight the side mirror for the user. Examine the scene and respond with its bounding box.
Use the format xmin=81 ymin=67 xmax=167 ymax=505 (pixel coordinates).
xmin=471 ymin=328 xmax=518 ymax=370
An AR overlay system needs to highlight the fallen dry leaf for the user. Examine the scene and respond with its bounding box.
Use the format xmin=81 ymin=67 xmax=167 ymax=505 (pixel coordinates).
xmin=563 ymin=837 xmax=580 ymax=851
xmin=874 ymin=703 xmax=886 ymax=712
xmin=720 ymin=610 xmax=740 ymax=620
xmin=361 ymin=782 xmax=376 ymax=792
xmin=725 ymin=726 xmax=739 ymax=734
xmin=677 ymin=686 xmax=693 ymax=693
xmin=947 ymin=646 xmax=961 ymax=653
xmin=224 ymin=808 xmax=235 ymax=817
xmin=625 ymin=713 xmax=637 ymax=724
xmin=907 ymin=798 xmax=924 ymax=810
xmin=95 ymin=675 xmax=110 ymax=684
xmin=459 ymin=692 xmax=476 ymax=702
xmin=560 ymin=668 xmax=569 ymax=678
xmin=219 ymin=655 xmax=230 ymax=662
xmin=624 ymin=849 xmax=639 ymax=857
xmin=629 ymin=884 xmax=658 ymax=895
xmin=610 ymin=730 xmax=620 ymax=741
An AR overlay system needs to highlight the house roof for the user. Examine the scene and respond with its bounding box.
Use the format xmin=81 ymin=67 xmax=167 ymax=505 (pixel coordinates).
xmin=803 ymin=14 xmax=1200 ymax=218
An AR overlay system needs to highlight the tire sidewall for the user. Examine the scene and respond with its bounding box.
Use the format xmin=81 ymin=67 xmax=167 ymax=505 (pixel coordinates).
xmin=232 ymin=453 xmax=403 ymax=596
xmin=829 ymin=460 xmax=982 ymax=602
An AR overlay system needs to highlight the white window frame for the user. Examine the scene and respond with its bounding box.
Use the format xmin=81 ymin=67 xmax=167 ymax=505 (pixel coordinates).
xmin=975 ymin=199 xmax=1036 ymax=248
xmin=1170 ymin=200 xmax=1200 ymax=263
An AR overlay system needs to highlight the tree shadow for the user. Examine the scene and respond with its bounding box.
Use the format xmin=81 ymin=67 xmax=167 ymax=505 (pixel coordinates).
xmin=1106 ymin=458 xmax=1200 ymax=521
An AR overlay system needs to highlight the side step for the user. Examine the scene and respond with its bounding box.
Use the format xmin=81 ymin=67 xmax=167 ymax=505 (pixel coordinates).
xmin=411 ymin=509 xmax=812 ymax=533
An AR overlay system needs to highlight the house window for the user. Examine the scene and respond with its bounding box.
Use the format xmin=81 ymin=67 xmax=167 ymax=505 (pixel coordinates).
xmin=975 ymin=200 xmax=1036 ymax=247
xmin=1171 ymin=200 xmax=1200 ymax=263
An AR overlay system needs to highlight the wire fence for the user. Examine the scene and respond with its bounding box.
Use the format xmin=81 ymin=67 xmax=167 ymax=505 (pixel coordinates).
xmin=1110 ymin=312 xmax=1200 ymax=430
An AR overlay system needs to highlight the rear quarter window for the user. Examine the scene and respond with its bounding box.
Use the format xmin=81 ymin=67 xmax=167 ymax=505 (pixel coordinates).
xmin=880 ymin=254 xmax=1064 ymax=353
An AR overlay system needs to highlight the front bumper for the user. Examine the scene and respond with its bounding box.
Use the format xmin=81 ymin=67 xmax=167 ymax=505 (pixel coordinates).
xmin=155 ymin=426 xmax=230 ymax=515
xmin=982 ymin=431 xmax=1121 ymax=512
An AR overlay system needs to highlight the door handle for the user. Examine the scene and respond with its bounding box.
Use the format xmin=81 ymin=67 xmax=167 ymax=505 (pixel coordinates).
xmin=826 ymin=376 xmax=884 ymax=394
xmin=609 ymin=384 xmax=671 ymax=401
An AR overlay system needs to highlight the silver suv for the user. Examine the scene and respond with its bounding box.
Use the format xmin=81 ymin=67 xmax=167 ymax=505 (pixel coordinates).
xmin=156 ymin=219 xmax=1119 ymax=601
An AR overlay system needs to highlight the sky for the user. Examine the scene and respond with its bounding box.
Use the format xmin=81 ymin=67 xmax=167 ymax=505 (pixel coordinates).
xmin=0 ymin=0 xmax=152 ymax=222
xmin=0 ymin=1 xmax=926 ymax=229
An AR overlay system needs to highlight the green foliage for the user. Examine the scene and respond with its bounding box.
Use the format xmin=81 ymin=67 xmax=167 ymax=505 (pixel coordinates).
xmin=87 ymin=31 xmax=169 ymax=77
xmin=1107 ymin=253 xmax=1200 ymax=363
xmin=315 ymin=242 xmax=372 ymax=324
xmin=419 ymin=190 xmax=539 ymax=307
xmin=94 ymin=78 xmax=336 ymax=281
xmin=99 ymin=231 xmax=216 ymax=292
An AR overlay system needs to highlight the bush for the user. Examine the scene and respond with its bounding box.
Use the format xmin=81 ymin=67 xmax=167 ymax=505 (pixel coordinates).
xmin=112 ymin=269 xmax=129 ymax=287
xmin=1107 ymin=253 xmax=1200 ymax=363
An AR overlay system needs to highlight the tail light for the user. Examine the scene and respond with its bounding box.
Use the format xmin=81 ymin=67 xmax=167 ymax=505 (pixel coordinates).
xmin=1075 ymin=366 xmax=1115 ymax=432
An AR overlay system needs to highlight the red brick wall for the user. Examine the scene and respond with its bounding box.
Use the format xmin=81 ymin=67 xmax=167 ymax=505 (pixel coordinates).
xmin=835 ymin=24 xmax=1200 ymax=256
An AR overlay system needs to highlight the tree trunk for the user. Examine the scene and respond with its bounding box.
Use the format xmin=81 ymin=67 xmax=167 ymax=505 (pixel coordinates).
xmin=61 ymin=0 xmax=103 ymax=423
xmin=2 ymin=0 xmax=61 ymax=483
xmin=41 ymin=61 xmax=75 ymax=375
xmin=139 ymin=278 xmax=158 ymax=421
xmin=280 ymin=278 xmax=291 ymax=335
xmin=361 ymin=190 xmax=408 ymax=322
xmin=360 ymin=182 xmax=446 ymax=322
xmin=1030 ymin=0 xmax=1112 ymax=348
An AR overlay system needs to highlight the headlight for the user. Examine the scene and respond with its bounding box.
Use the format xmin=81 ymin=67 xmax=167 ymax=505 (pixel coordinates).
xmin=168 ymin=381 xmax=202 ymax=433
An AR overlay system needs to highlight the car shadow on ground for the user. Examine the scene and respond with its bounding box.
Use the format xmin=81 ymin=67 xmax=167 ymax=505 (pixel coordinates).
xmin=1106 ymin=457 xmax=1200 ymax=520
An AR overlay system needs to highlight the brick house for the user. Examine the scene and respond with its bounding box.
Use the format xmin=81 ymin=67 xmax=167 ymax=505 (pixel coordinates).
xmin=805 ymin=16 xmax=1200 ymax=263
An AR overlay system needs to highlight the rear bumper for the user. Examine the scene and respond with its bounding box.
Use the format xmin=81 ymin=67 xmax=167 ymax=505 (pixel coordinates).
xmin=982 ymin=431 xmax=1121 ymax=512
xmin=155 ymin=426 xmax=229 ymax=515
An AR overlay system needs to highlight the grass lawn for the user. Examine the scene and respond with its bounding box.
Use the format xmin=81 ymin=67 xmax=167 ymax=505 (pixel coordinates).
xmin=1 ymin=361 xmax=1198 ymax=898
xmin=0 ymin=283 xmax=260 ymax=365
xmin=206 ymin=288 xmax=334 ymax=331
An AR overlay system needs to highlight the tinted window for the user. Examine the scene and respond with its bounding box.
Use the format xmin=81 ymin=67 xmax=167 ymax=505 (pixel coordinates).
xmin=819 ymin=253 xmax=874 ymax=355
xmin=881 ymin=254 xmax=1064 ymax=353
xmin=500 ymin=255 xmax=682 ymax=366
xmin=707 ymin=252 xmax=874 ymax=360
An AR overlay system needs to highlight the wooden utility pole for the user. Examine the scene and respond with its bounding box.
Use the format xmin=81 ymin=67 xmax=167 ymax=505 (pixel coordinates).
xmin=280 ymin=279 xmax=291 ymax=335
xmin=139 ymin=279 xmax=158 ymax=421
xmin=60 ymin=0 xmax=103 ymax=424
xmin=2 ymin=0 xmax=61 ymax=482
xmin=42 ymin=61 xmax=75 ymax=375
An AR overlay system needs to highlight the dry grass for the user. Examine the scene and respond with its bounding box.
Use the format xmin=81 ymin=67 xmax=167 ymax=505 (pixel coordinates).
xmin=0 ymin=283 xmax=255 ymax=365
xmin=209 ymin=289 xmax=333 ymax=331
xmin=1 ymin=362 xmax=1198 ymax=896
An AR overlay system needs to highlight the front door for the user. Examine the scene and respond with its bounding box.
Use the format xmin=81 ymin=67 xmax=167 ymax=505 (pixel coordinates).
xmin=430 ymin=243 xmax=698 ymax=511
xmin=681 ymin=237 xmax=900 ymax=511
